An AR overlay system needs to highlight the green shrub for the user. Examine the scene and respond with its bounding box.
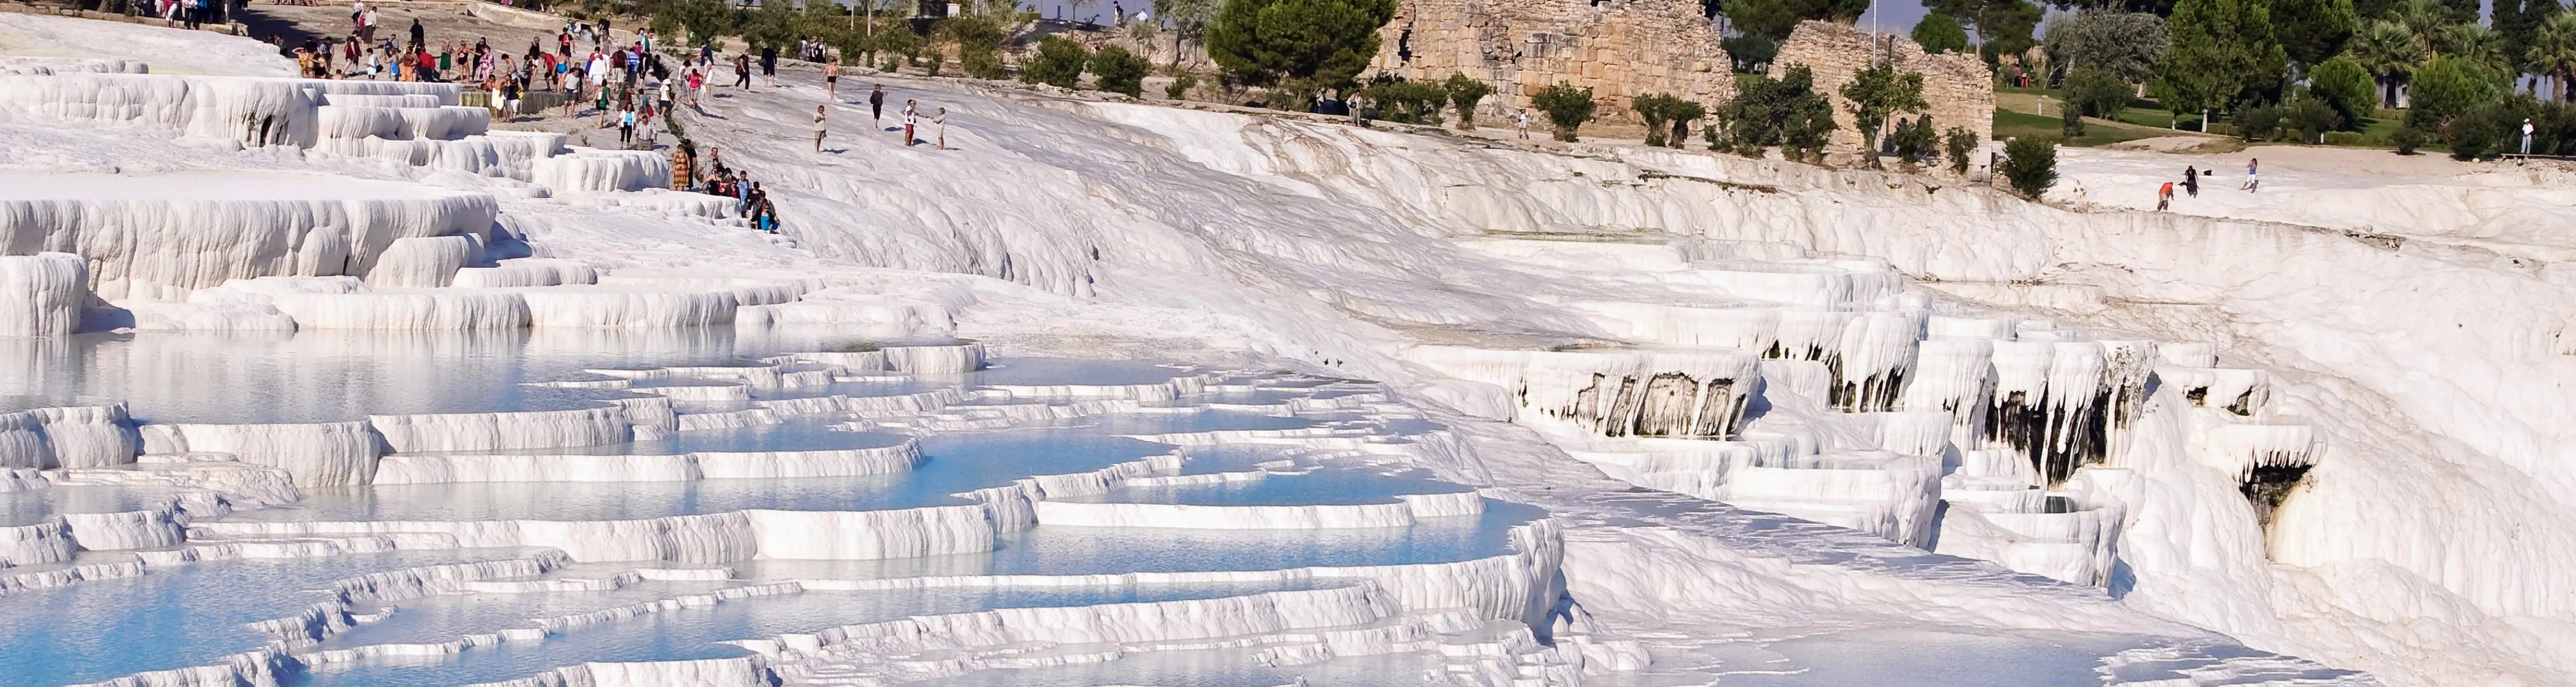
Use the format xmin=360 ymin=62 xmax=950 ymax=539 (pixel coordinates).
xmin=1643 ymin=98 xmax=1697 ymax=147
xmin=1717 ymin=65 xmax=1837 ymax=161
xmin=1634 ymin=93 xmax=1685 ymax=147
xmin=2283 ymin=97 xmax=2342 ymax=143
xmin=2306 ymin=56 xmax=2375 ymax=130
xmin=1532 ymin=84 xmax=1596 ymax=142
xmin=2204 ymin=122 xmax=2237 ymax=137
xmin=2322 ymin=131 xmax=2363 ymax=146
xmin=1724 ymin=34 xmax=1777 ymax=73
xmin=1089 ymin=45 xmax=1150 ymax=97
xmin=2232 ymin=103 xmax=2283 ymax=141
xmin=2064 ymin=68 xmax=2131 ymax=121
xmin=1944 ymin=126 xmax=1980 ymax=174
xmin=2061 ymin=105 xmax=2085 ymax=137
xmin=2000 ymin=136 xmax=2059 ymax=199
xmin=1662 ymin=99 xmax=1705 ymax=149
xmin=2444 ymin=99 xmax=2534 ymax=160
xmin=2408 ymin=57 xmax=2500 ymax=128
xmin=1022 ymin=36 xmax=1089 ymax=89
xmin=1166 ymin=73 xmax=1199 ymax=100
xmin=1357 ymin=78 xmax=1447 ymax=124
xmin=1888 ymin=114 xmax=1941 ymax=165
xmin=2391 ymin=126 xmax=2427 ymax=154
xmin=942 ymin=16 xmax=1011 ymax=80
xmin=1443 ymin=73 xmax=1493 ymax=128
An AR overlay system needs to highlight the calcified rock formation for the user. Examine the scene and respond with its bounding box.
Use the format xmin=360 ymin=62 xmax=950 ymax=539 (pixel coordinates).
xmin=1367 ymin=0 xmax=1735 ymax=121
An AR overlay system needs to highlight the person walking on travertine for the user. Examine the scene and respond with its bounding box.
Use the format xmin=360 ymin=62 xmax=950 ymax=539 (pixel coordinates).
xmin=869 ymin=85 xmax=886 ymax=125
xmin=2240 ymin=158 xmax=2259 ymax=192
xmin=934 ymin=107 xmax=948 ymax=149
xmin=813 ymin=105 xmax=828 ymax=153
xmin=824 ymin=59 xmax=841 ymax=100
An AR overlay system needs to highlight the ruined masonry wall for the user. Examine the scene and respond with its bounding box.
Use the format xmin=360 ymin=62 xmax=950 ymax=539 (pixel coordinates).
xmin=1368 ymin=0 xmax=1734 ymax=124
xmin=1769 ymin=21 xmax=1994 ymax=152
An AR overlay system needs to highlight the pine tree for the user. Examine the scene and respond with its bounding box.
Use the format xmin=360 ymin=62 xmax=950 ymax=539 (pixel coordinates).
xmin=2159 ymin=0 xmax=2289 ymax=123
xmin=1911 ymin=12 xmax=1971 ymax=54
xmin=2269 ymin=0 xmax=2356 ymax=69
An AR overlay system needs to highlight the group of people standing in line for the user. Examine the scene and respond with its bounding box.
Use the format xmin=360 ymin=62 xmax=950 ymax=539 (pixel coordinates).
xmin=2155 ymin=159 xmax=2260 ymax=211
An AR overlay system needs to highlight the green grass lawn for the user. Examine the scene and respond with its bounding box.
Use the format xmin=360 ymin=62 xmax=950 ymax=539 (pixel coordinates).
xmin=1992 ymin=108 xmax=2172 ymax=147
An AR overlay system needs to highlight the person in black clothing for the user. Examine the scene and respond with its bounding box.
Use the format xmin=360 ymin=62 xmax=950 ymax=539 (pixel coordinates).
xmin=759 ymin=46 xmax=777 ymax=87
xmin=408 ymin=18 xmax=424 ymax=51
xmin=733 ymin=54 xmax=752 ymax=88
xmin=868 ymin=84 xmax=885 ymax=125
xmin=2183 ymin=165 xmax=2200 ymax=198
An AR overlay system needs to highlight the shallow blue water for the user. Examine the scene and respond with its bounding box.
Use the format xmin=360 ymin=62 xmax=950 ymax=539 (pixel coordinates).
xmin=1709 ymin=627 xmax=2155 ymax=686
xmin=218 ymin=431 xmax=1175 ymax=522
xmin=736 ymin=502 xmax=1543 ymax=580
xmin=942 ymin=357 xmax=1203 ymax=386
xmin=290 ymin=581 xmax=1345 ymax=686
xmin=312 ymin=577 xmax=742 ymax=651
xmin=550 ymin=417 xmax=915 ymax=457
xmin=0 ymin=484 xmax=179 ymax=527
xmin=906 ymin=647 xmax=1449 ymax=686
xmin=1068 ymin=466 xmax=1474 ymax=507
xmin=0 ymin=550 xmax=536 ymax=686
xmin=0 ymin=327 xmax=893 ymax=423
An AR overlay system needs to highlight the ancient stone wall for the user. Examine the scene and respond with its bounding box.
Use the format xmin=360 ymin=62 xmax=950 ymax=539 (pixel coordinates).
xmin=1768 ymin=21 xmax=1993 ymax=153
xmin=1366 ymin=0 xmax=1732 ymax=124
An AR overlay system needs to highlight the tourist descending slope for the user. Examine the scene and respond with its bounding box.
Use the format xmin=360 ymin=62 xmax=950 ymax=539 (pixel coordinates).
xmin=1516 ymin=109 xmax=1531 ymax=140
xmin=686 ymin=68 xmax=705 ymax=111
xmin=760 ymin=45 xmax=778 ymax=88
xmin=2158 ymin=181 xmax=2173 ymax=211
xmin=824 ymin=59 xmax=840 ymax=100
xmin=733 ymin=53 xmax=752 ymax=89
xmin=934 ymin=107 xmax=947 ymax=150
xmin=814 ymin=105 xmax=828 ymax=153
xmin=2184 ymin=165 xmax=2200 ymax=197
xmin=2241 ymin=158 xmax=2259 ymax=191
xmin=870 ymin=85 xmax=886 ymax=125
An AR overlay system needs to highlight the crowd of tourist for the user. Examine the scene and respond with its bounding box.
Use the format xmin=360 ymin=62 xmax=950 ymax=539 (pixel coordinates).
xmin=259 ymin=3 xmax=937 ymax=232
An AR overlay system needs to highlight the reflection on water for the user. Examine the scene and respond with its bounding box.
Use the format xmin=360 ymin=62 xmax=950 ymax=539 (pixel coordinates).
xmin=0 ymin=327 xmax=941 ymax=423
xmin=291 ymin=581 xmax=1348 ymax=687
xmin=0 ymin=550 xmax=536 ymax=686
